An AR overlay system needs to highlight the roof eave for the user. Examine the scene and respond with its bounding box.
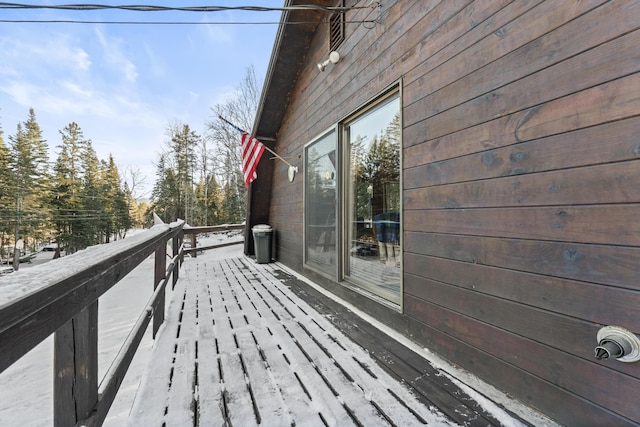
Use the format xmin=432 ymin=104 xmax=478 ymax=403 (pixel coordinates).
xmin=252 ymin=0 xmax=330 ymax=140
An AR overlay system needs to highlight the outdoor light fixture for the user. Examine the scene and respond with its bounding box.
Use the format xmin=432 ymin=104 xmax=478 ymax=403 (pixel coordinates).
xmin=317 ymin=51 xmax=341 ymax=72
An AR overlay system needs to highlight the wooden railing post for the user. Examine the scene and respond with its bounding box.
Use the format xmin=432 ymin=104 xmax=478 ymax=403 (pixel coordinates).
xmin=179 ymin=231 xmax=185 ymax=266
xmin=172 ymin=232 xmax=180 ymax=290
xmin=190 ymin=232 xmax=197 ymax=258
xmin=153 ymin=241 xmax=167 ymax=338
xmin=54 ymin=301 xmax=98 ymax=426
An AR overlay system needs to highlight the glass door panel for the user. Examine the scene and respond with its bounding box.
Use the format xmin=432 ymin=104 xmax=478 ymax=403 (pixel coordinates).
xmin=345 ymin=94 xmax=401 ymax=304
xmin=304 ymin=131 xmax=337 ymax=277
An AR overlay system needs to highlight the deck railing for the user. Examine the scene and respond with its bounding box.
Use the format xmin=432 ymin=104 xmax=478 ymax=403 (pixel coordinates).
xmin=0 ymin=221 xmax=245 ymax=426
xmin=183 ymin=223 xmax=245 ymax=257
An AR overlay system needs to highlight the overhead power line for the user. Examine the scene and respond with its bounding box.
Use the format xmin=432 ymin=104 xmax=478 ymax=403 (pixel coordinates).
xmin=0 ymin=3 xmax=376 ymax=13
xmin=0 ymin=19 xmax=377 ymax=25
xmin=0 ymin=2 xmax=381 ymax=25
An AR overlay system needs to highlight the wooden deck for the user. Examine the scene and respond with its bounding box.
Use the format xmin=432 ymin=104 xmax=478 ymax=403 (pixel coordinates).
xmin=128 ymin=251 xmax=531 ymax=426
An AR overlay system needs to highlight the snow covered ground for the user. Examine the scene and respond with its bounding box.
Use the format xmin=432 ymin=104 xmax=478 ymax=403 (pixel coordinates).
xmin=0 ymin=230 xmax=243 ymax=426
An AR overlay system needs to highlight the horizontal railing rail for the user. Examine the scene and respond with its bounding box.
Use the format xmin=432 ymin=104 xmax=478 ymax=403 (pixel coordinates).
xmin=183 ymin=223 xmax=245 ymax=256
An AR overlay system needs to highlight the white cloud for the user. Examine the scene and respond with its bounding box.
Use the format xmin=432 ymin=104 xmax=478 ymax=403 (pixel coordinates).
xmin=0 ymin=63 xmax=18 ymax=77
xmin=67 ymin=46 xmax=92 ymax=71
xmin=199 ymin=20 xmax=233 ymax=45
xmin=3 ymin=79 xmax=98 ymax=117
xmin=0 ymin=33 xmax=92 ymax=73
xmin=94 ymin=28 xmax=138 ymax=83
xmin=122 ymin=61 xmax=138 ymax=83
xmin=61 ymin=81 xmax=93 ymax=98
xmin=142 ymin=42 xmax=166 ymax=78
xmin=1 ymin=81 xmax=35 ymax=107
xmin=0 ymin=27 xmax=147 ymax=125
xmin=0 ymin=34 xmax=93 ymax=124
xmin=210 ymin=86 xmax=240 ymax=106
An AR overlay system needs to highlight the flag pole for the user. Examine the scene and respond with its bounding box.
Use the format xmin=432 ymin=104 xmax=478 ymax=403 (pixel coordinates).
xmin=218 ymin=115 xmax=298 ymax=171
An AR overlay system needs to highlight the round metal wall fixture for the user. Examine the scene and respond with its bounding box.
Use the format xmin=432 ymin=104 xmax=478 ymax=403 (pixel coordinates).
xmin=597 ymin=326 xmax=640 ymax=363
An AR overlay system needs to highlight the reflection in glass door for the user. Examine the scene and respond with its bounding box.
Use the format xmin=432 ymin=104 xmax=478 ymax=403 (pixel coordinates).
xmin=345 ymin=93 xmax=401 ymax=304
xmin=304 ymin=130 xmax=337 ymax=277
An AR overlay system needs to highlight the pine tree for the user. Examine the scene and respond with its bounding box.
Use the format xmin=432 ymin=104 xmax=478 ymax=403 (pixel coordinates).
xmin=193 ymin=181 xmax=206 ymax=226
xmin=102 ymin=155 xmax=131 ymax=240
xmin=8 ymin=123 xmax=27 ymax=265
xmin=51 ymin=122 xmax=90 ymax=253
xmin=152 ymin=123 xmax=200 ymax=224
xmin=205 ymin=173 xmax=223 ymax=225
xmin=8 ymin=110 xmax=50 ymax=269
xmin=121 ymin=167 xmax=147 ymax=228
xmin=171 ymin=123 xmax=198 ymax=224
xmin=0 ymin=120 xmax=13 ymax=263
xmin=23 ymin=108 xmax=51 ymax=248
xmin=24 ymin=109 xmax=50 ymax=182
xmin=150 ymin=153 xmax=181 ymax=223
xmin=79 ymin=142 xmax=103 ymax=246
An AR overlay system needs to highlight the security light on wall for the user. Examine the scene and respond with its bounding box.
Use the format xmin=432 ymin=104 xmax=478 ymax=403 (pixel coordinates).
xmin=317 ymin=51 xmax=341 ymax=72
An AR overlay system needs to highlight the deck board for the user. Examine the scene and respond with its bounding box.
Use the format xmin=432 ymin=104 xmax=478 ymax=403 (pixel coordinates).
xmin=129 ymin=254 xmax=528 ymax=426
xmin=270 ymin=266 xmax=511 ymax=426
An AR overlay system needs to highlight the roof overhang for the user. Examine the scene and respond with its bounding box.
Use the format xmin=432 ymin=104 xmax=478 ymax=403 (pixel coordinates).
xmin=245 ymin=1 xmax=330 ymax=255
xmin=252 ymin=0 xmax=331 ymax=140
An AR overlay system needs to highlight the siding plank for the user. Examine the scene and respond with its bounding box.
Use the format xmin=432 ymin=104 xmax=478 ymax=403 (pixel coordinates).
xmin=404 ymin=232 xmax=640 ymax=291
xmin=403 ymin=251 xmax=640 ymax=328
xmin=411 ymin=57 xmax=640 ymax=143
xmin=405 ymin=116 xmax=640 ymax=184
xmin=405 ymin=161 xmax=640 ymax=209
xmin=405 ymin=205 xmax=640 ymax=246
xmin=405 ymin=71 xmax=640 ymax=158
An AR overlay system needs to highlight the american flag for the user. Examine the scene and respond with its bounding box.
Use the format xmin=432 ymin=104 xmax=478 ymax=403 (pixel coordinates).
xmin=240 ymin=132 xmax=265 ymax=186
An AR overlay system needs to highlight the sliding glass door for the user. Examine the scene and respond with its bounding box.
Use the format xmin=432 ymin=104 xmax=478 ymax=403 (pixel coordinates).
xmin=302 ymin=87 xmax=401 ymax=307
xmin=304 ymin=130 xmax=337 ymax=277
xmin=344 ymin=93 xmax=401 ymax=304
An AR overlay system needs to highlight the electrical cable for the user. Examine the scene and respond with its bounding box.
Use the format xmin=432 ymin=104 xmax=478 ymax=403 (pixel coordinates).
xmin=0 ymin=2 xmax=381 ymax=25
xmin=0 ymin=3 xmax=371 ymax=13
xmin=0 ymin=19 xmax=377 ymax=25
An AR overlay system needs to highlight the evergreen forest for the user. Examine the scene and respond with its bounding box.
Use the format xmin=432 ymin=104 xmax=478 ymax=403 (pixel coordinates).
xmin=0 ymin=67 xmax=259 ymax=261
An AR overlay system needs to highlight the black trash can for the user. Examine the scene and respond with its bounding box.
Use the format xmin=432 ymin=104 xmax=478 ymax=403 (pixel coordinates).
xmin=252 ymin=224 xmax=273 ymax=263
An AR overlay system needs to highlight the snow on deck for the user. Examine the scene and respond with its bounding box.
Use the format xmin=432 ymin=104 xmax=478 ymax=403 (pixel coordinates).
xmin=129 ymin=253 xmax=461 ymax=426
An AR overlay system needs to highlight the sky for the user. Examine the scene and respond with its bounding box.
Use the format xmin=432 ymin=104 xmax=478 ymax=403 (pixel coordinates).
xmin=0 ymin=1 xmax=281 ymax=198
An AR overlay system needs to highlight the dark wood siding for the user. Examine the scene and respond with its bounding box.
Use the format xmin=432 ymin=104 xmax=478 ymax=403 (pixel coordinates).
xmin=264 ymin=1 xmax=640 ymax=424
